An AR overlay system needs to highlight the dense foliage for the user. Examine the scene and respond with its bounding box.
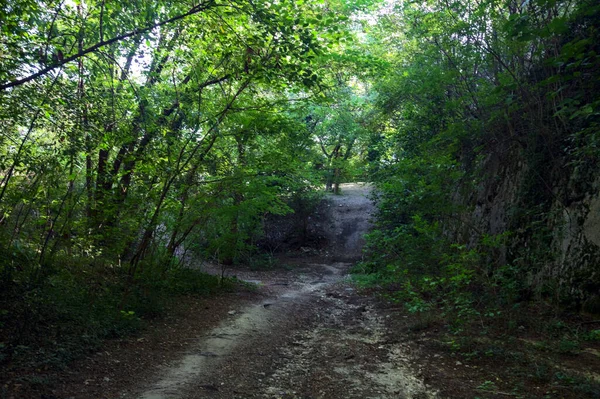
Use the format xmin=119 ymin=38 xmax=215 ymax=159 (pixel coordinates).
xmin=0 ymin=0 xmax=373 ymax=365
xmin=1 ymin=0 xmax=599 ymax=379
xmin=359 ymin=0 xmax=600 ymax=318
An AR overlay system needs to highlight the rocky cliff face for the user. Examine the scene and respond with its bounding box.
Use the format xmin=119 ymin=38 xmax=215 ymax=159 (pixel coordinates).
xmin=458 ymin=146 xmax=600 ymax=311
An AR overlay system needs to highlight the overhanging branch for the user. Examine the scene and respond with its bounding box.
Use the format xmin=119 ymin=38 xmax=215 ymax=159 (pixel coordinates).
xmin=0 ymin=1 xmax=216 ymax=91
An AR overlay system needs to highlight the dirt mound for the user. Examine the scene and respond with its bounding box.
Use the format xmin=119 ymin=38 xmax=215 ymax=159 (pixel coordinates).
xmin=260 ymin=183 xmax=374 ymax=259
xmin=319 ymin=183 xmax=375 ymax=260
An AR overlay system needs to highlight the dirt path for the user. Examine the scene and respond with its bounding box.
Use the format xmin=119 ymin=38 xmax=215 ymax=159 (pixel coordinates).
xmin=125 ymin=184 xmax=437 ymax=399
xmin=9 ymin=184 xmax=599 ymax=399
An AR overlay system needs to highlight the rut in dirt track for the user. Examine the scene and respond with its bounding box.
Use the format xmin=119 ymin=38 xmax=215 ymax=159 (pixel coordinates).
xmin=130 ymin=183 xmax=437 ymax=399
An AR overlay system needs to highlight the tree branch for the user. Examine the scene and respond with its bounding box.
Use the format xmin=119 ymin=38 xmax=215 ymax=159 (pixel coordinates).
xmin=0 ymin=1 xmax=215 ymax=91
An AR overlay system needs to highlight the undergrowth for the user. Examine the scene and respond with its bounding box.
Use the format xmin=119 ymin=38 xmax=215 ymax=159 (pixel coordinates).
xmin=352 ymin=215 xmax=600 ymax=398
xmin=0 ymin=246 xmax=236 ymax=370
